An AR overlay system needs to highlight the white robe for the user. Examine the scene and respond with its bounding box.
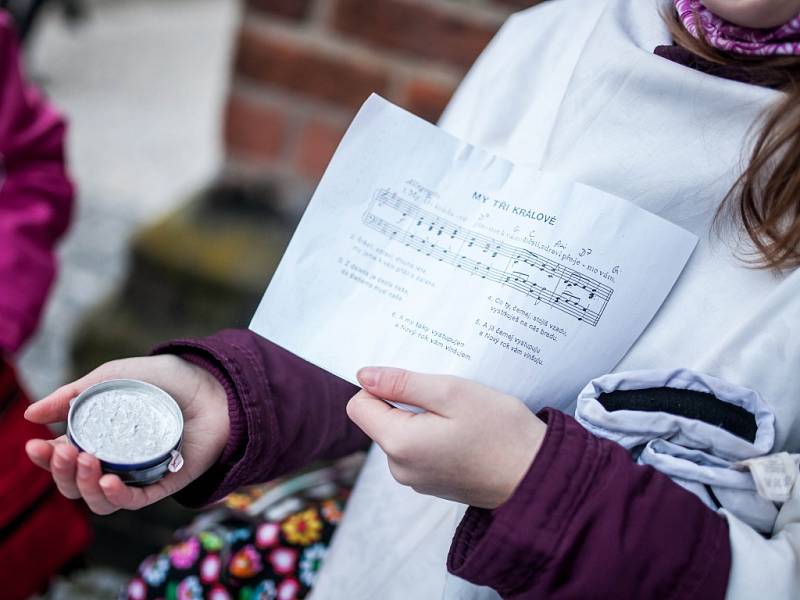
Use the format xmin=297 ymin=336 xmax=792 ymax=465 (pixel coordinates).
xmin=311 ymin=0 xmax=800 ymax=597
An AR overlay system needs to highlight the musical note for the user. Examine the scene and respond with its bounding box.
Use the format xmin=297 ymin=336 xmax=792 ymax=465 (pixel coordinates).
xmin=362 ymin=189 xmax=613 ymax=326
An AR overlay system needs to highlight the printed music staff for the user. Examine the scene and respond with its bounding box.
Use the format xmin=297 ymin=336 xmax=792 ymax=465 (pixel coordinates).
xmin=363 ymin=189 xmax=613 ymax=326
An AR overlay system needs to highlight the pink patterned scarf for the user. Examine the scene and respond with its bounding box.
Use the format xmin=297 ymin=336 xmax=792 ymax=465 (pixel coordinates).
xmin=674 ymin=0 xmax=800 ymax=56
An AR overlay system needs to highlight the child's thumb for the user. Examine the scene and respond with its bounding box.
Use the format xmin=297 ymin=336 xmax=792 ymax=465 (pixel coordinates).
xmin=356 ymin=367 xmax=459 ymax=415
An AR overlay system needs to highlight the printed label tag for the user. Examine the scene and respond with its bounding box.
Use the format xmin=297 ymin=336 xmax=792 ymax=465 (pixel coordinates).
xmin=736 ymin=452 xmax=800 ymax=503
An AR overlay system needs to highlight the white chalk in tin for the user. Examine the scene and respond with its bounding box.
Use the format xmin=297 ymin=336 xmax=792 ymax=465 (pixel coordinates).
xmin=67 ymin=379 xmax=184 ymax=484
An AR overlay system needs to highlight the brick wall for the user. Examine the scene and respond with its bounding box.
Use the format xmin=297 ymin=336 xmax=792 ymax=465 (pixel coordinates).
xmin=223 ymin=0 xmax=543 ymax=215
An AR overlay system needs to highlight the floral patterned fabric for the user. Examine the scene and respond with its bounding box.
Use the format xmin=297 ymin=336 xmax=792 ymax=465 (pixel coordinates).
xmin=124 ymin=479 xmax=351 ymax=600
xmin=674 ymin=0 xmax=800 ymax=56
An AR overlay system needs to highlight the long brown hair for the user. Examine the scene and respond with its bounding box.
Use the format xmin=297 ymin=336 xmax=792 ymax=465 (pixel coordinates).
xmin=667 ymin=9 xmax=800 ymax=270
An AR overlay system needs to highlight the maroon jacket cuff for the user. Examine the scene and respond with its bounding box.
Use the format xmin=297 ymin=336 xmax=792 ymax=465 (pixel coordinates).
xmin=152 ymin=335 xmax=274 ymax=507
xmin=176 ymin=352 xmax=246 ymax=470
xmin=152 ymin=329 xmax=369 ymax=508
xmin=448 ymin=408 xmax=731 ymax=599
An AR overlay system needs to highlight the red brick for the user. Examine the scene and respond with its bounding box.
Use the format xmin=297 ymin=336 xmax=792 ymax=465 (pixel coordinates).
xmin=235 ymin=26 xmax=389 ymax=110
xmin=294 ymin=118 xmax=347 ymax=180
xmin=247 ymin=0 xmax=314 ymax=21
xmin=225 ymin=93 xmax=288 ymax=162
xmin=401 ymin=78 xmax=455 ymax=123
xmin=332 ymin=0 xmax=499 ymax=69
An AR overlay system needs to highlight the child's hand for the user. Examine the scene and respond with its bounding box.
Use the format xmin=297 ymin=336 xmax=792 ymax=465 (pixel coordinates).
xmin=347 ymin=367 xmax=546 ymax=509
xmin=24 ymin=355 xmax=229 ymax=515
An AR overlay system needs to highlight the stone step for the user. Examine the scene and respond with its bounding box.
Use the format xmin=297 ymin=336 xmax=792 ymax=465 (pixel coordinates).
xmin=72 ymin=182 xmax=293 ymax=378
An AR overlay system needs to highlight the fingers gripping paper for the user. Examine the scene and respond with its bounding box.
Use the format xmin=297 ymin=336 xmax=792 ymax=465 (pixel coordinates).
xmin=250 ymin=95 xmax=697 ymax=409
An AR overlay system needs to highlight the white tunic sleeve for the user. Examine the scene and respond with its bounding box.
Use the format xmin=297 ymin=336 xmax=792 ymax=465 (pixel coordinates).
xmin=725 ymin=493 xmax=800 ymax=600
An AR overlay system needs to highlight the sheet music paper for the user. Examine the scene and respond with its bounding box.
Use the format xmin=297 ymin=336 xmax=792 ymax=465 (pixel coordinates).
xmin=251 ymin=95 xmax=698 ymax=409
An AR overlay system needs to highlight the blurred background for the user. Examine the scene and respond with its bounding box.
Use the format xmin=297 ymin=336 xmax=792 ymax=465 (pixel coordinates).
xmin=6 ymin=0 xmax=539 ymax=596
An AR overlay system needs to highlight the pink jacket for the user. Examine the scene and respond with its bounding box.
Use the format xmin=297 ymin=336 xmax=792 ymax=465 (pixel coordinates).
xmin=0 ymin=13 xmax=73 ymax=354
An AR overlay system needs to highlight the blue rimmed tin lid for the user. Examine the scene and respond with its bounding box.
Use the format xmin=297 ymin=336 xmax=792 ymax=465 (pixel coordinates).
xmin=67 ymin=379 xmax=184 ymax=477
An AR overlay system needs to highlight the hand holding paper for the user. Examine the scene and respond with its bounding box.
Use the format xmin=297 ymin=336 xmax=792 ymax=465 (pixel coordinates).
xmin=347 ymin=367 xmax=546 ymax=508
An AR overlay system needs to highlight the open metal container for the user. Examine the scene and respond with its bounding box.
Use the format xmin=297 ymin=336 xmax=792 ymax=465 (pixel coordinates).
xmin=67 ymin=379 xmax=184 ymax=486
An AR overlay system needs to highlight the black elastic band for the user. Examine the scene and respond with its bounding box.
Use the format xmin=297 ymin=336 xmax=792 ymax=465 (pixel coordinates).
xmin=705 ymin=484 xmax=723 ymax=509
xmin=597 ymin=387 xmax=758 ymax=443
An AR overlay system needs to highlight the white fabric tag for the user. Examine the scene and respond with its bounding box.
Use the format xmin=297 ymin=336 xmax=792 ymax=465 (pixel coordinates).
xmin=735 ymin=453 xmax=800 ymax=503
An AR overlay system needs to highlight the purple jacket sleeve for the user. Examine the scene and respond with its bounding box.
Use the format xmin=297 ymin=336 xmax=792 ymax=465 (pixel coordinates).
xmin=152 ymin=329 xmax=370 ymax=507
xmin=448 ymin=408 xmax=731 ymax=599
xmin=0 ymin=14 xmax=74 ymax=353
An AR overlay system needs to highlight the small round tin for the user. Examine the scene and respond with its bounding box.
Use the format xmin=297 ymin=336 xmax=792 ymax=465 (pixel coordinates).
xmin=67 ymin=379 xmax=184 ymax=486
